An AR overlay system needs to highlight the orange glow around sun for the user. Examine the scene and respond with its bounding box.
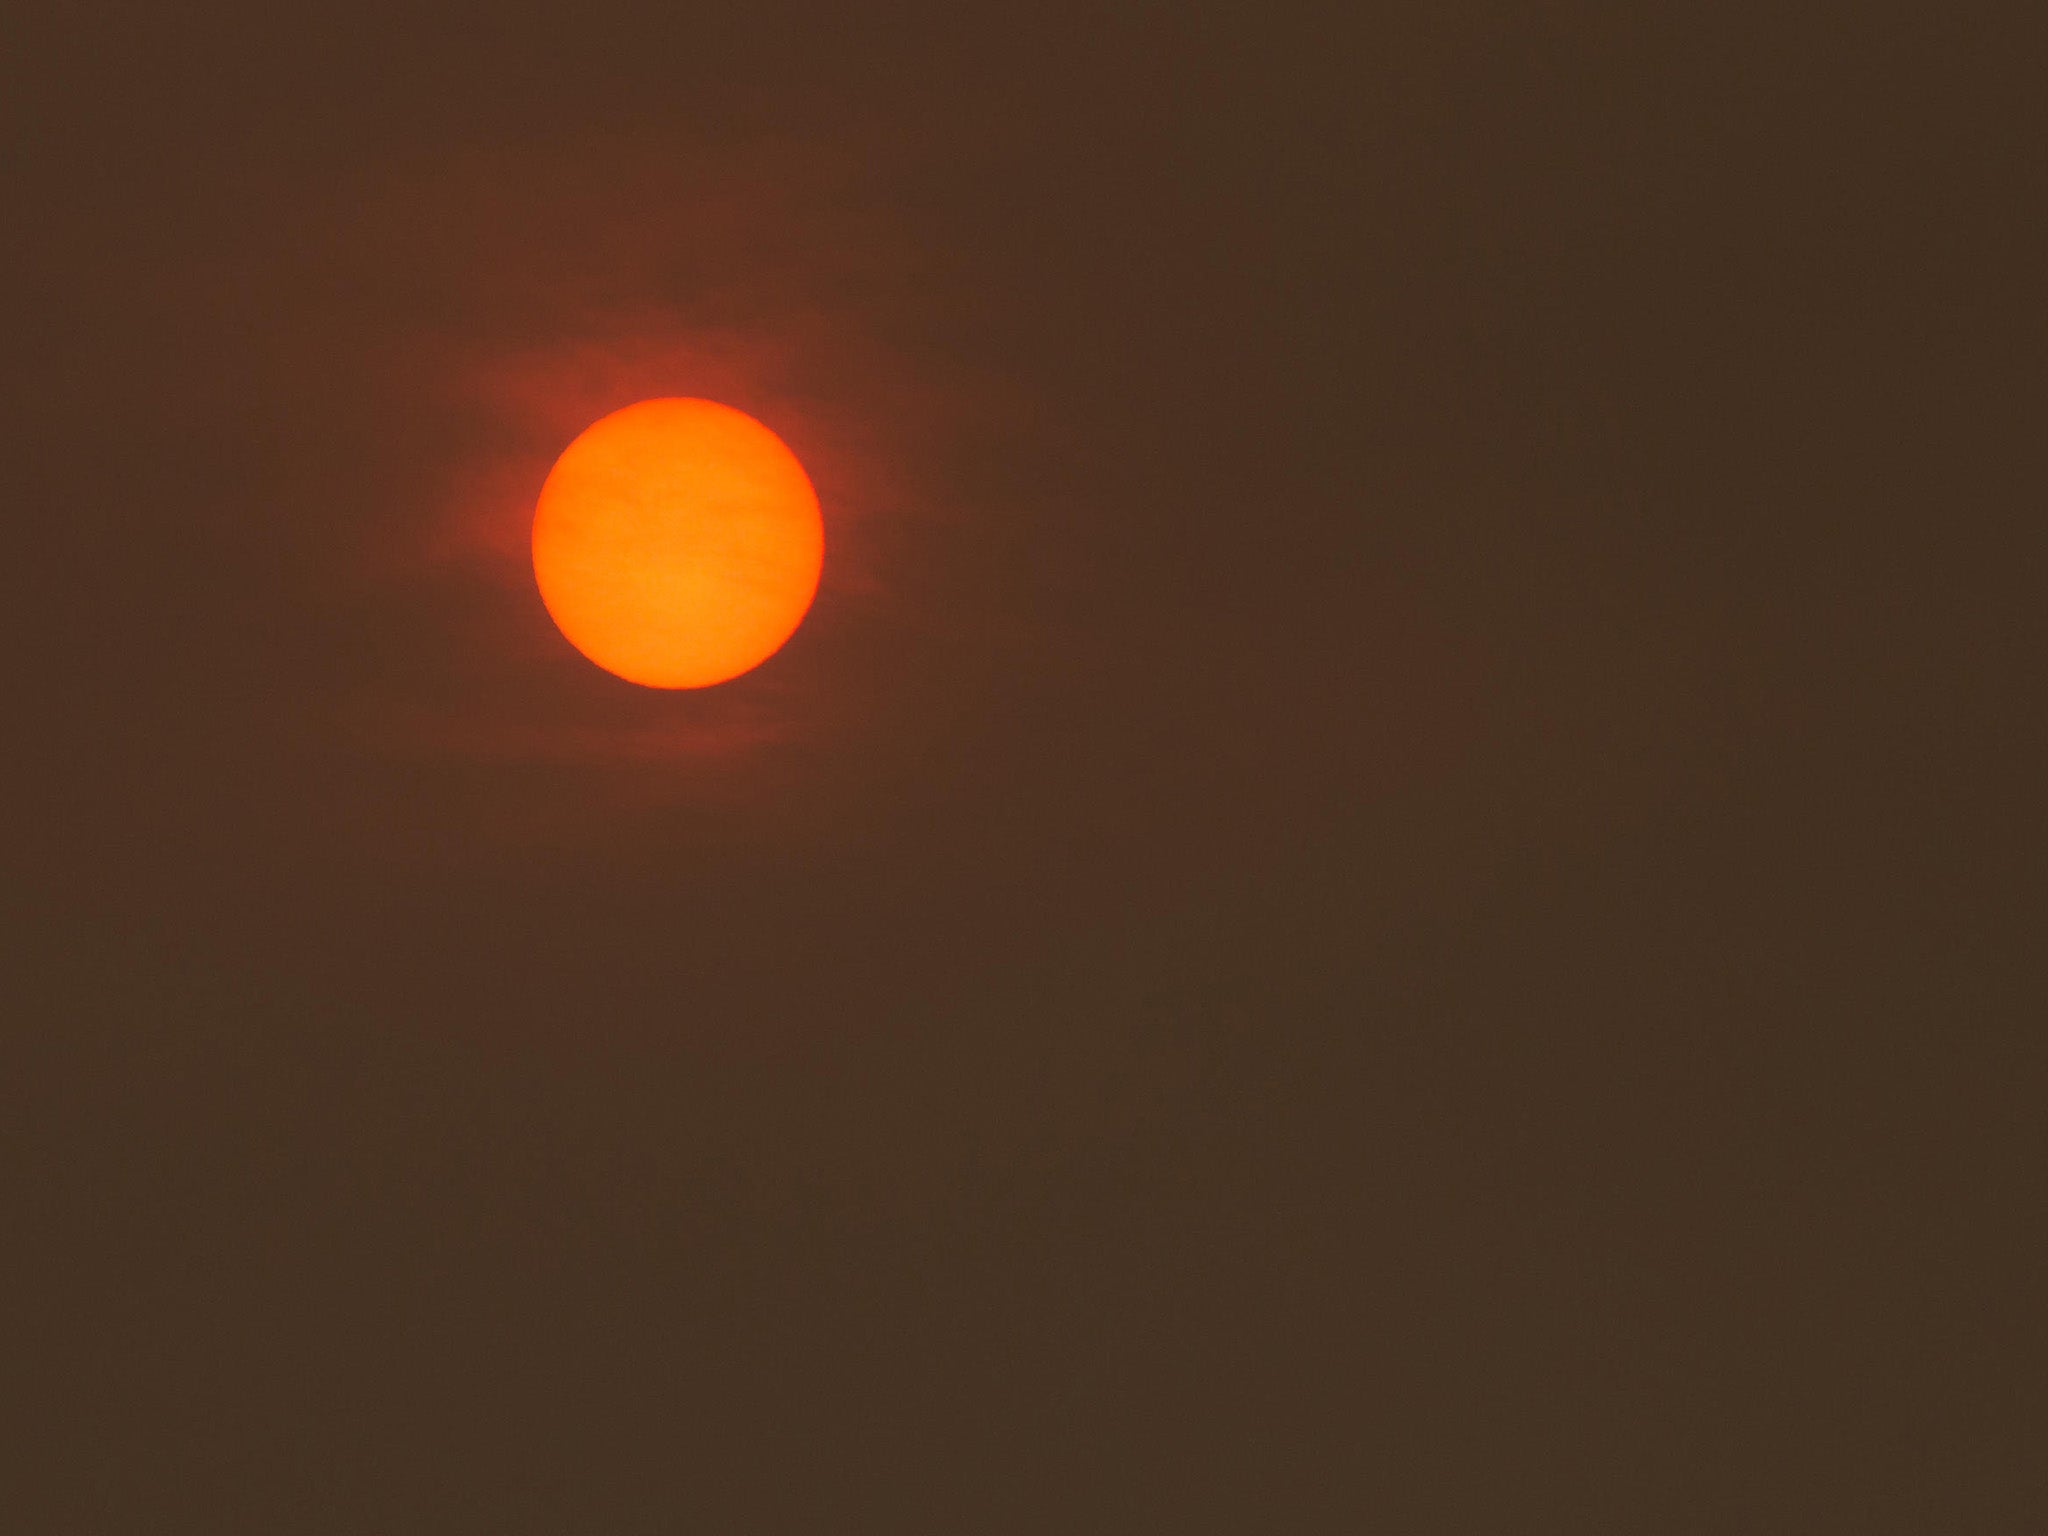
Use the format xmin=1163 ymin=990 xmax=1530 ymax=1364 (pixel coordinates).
xmin=531 ymin=398 xmax=824 ymax=688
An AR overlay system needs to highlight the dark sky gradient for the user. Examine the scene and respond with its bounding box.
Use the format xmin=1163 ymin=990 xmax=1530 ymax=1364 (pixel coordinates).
xmin=7 ymin=5 xmax=2042 ymax=1530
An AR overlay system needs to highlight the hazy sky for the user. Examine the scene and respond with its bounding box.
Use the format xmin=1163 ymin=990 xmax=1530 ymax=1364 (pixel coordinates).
xmin=7 ymin=4 xmax=2040 ymax=1530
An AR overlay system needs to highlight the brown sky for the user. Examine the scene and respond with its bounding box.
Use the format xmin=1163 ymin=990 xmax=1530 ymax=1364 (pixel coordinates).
xmin=6 ymin=4 xmax=2042 ymax=1531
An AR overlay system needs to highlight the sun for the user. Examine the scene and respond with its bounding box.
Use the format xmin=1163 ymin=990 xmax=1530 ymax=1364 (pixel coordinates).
xmin=531 ymin=398 xmax=824 ymax=688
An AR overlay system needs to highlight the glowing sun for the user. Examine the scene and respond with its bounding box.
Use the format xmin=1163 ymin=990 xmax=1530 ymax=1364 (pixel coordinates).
xmin=531 ymin=398 xmax=824 ymax=688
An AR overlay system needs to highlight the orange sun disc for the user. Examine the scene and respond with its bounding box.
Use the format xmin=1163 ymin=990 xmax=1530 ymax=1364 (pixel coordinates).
xmin=531 ymin=397 xmax=824 ymax=688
